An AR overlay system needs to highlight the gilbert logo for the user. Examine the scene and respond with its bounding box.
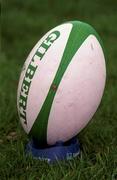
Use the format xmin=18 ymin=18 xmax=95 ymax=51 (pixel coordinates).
xmin=18 ymin=31 xmax=60 ymax=125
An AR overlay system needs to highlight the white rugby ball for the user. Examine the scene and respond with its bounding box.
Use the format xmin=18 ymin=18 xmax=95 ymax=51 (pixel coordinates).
xmin=17 ymin=21 xmax=106 ymax=146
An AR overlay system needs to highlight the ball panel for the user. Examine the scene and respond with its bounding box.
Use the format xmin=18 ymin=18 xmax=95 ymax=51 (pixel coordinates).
xmin=47 ymin=35 xmax=106 ymax=145
xmin=24 ymin=23 xmax=72 ymax=133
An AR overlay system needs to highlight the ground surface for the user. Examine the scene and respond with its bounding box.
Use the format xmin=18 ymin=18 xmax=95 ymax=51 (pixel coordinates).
xmin=1 ymin=0 xmax=117 ymax=179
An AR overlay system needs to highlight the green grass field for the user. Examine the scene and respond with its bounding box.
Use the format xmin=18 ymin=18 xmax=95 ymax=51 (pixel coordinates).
xmin=1 ymin=0 xmax=117 ymax=179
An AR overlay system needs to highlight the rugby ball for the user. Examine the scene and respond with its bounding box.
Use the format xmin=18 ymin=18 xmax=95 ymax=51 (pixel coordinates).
xmin=17 ymin=21 xmax=106 ymax=146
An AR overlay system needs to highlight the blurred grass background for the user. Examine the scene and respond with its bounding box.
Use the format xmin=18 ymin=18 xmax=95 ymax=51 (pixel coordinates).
xmin=1 ymin=0 xmax=117 ymax=179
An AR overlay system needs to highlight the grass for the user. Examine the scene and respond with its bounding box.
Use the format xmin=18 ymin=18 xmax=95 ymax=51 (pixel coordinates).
xmin=1 ymin=0 xmax=117 ymax=179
